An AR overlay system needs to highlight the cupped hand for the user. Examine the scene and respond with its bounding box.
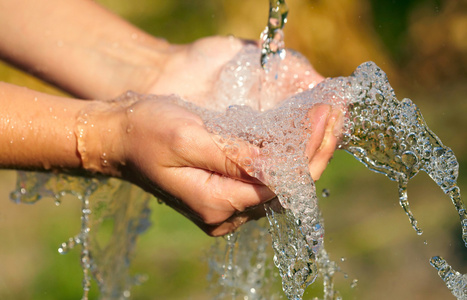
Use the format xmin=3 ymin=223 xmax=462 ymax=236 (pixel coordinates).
xmin=87 ymin=36 xmax=340 ymax=235
xmin=117 ymin=96 xmax=276 ymax=236
xmin=113 ymin=96 xmax=339 ymax=236
xmin=147 ymin=36 xmax=325 ymax=110
xmin=86 ymin=90 xmax=340 ymax=236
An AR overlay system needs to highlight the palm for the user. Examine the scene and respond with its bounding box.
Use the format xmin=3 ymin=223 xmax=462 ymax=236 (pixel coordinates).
xmin=147 ymin=36 xmax=324 ymax=110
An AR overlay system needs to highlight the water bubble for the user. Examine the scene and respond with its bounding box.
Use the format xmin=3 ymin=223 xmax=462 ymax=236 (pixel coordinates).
xmin=17 ymin=55 xmax=467 ymax=300
xmin=434 ymin=147 xmax=445 ymax=158
xmin=242 ymin=157 xmax=253 ymax=167
xmin=261 ymin=148 xmax=270 ymax=156
xmin=401 ymin=151 xmax=418 ymax=169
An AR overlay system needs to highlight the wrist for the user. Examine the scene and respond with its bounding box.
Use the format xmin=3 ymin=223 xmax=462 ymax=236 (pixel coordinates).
xmin=96 ymin=35 xmax=172 ymax=98
xmin=75 ymin=96 xmax=136 ymax=177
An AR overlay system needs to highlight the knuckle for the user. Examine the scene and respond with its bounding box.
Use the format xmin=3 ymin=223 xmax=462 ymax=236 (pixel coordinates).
xmin=205 ymin=227 xmax=229 ymax=237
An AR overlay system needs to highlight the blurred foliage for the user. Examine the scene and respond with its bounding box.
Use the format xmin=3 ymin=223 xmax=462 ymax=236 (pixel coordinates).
xmin=0 ymin=0 xmax=466 ymax=299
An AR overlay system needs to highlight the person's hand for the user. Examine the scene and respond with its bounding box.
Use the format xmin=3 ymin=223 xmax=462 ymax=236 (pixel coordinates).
xmin=78 ymin=93 xmax=340 ymax=236
xmin=121 ymin=97 xmax=277 ymax=236
xmin=146 ymin=36 xmax=325 ymax=110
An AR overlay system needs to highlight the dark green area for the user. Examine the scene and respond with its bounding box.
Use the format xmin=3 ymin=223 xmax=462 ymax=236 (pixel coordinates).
xmin=368 ymin=0 xmax=442 ymax=61
xmin=127 ymin=1 xmax=225 ymax=43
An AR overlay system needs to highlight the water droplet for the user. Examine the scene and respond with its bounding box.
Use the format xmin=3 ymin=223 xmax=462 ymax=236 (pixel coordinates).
xmin=321 ymin=189 xmax=330 ymax=198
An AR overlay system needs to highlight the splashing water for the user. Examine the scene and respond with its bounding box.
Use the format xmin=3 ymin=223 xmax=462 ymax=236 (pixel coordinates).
xmin=8 ymin=40 xmax=467 ymax=300
xmin=192 ymin=50 xmax=467 ymax=298
xmin=207 ymin=220 xmax=280 ymax=300
xmin=338 ymin=63 xmax=466 ymax=242
xmin=430 ymin=256 xmax=467 ymax=299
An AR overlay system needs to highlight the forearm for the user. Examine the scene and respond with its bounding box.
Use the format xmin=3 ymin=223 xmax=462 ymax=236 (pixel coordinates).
xmin=0 ymin=0 xmax=169 ymax=99
xmin=0 ymin=81 xmax=92 ymax=172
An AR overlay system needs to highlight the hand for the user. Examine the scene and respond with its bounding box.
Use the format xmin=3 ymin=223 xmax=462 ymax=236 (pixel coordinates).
xmin=75 ymin=36 xmax=339 ymax=236
xmin=147 ymin=36 xmax=325 ymax=110
xmin=80 ymin=95 xmax=275 ymax=236
xmin=78 ymin=92 xmax=341 ymax=236
xmin=145 ymin=36 xmax=341 ymax=180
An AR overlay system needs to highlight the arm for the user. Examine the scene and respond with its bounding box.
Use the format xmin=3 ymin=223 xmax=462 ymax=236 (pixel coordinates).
xmin=0 ymin=82 xmax=277 ymax=235
xmin=0 ymin=81 xmax=86 ymax=170
xmin=0 ymin=81 xmax=340 ymax=235
xmin=0 ymin=0 xmax=167 ymax=99
xmin=0 ymin=0 xmax=324 ymax=104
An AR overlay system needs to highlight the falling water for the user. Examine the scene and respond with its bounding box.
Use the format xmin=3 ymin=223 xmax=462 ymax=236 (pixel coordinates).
xmin=430 ymin=256 xmax=467 ymax=299
xmin=339 ymin=66 xmax=466 ymax=243
xmin=260 ymin=0 xmax=288 ymax=67
xmin=11 ymin=173 xmax=151 ymax=300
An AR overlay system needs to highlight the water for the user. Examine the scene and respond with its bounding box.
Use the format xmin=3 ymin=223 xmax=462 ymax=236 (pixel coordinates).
xmin=9 ymin=48 xmax=467 ymax=299
xmin=339 ymin=67 xmax=466 ymax=242
xmin=199 ymin=52 xmax=467 ymax=299
xmin=260 ymin=0 xmax=288 ymax=67
xmin=11 ymin=173 xmax=151 ymax=300
xmin=430 ymin=256 xmax=467 ymax=299
xmin=207 ymin=220 xmax=280 ymax=300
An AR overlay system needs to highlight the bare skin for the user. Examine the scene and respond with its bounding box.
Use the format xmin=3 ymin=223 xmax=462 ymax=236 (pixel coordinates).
xmin=0 ymin=0 xmax=340 ymax=236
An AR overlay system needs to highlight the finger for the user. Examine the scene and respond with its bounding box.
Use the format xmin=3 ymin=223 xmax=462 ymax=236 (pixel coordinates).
xmin=200 ymin=212 xmax=250 ymax=237
xmin=200 ymin=197 xmax=280 ymax=236
xmin=305 ymin=104 xmax=332 ymax=160
xmin=159 ymin=166 xmax=275 ymax=226
xmin=177 ymin=122 xmax=263 ymax=184
xmin=308 ymin=108 xmax=344 ymax=180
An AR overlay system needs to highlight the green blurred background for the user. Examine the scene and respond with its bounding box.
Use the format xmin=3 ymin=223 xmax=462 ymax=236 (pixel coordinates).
xmin=0 ymin=0 xmax=466 ymax=299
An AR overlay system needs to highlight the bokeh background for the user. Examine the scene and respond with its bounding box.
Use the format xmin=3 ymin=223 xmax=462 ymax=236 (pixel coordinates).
xmin=0 ymin=0 xmax=466 ymax=299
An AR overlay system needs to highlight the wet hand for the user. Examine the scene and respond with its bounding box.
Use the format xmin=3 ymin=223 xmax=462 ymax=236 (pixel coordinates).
xmin=305 ymin=104 xmax=344 ymax=180
xmin=147 ymin=36 xmax=324 ymax=109
xmin=80 ymin=95 xmax=276 ymax=236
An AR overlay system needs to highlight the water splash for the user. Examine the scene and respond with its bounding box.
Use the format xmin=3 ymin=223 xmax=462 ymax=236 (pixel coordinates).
xmin=338 ymin=62 xmax=466 ymax=245
xmin=207 ymin=220 xmax=280 ymax=300
xmin=260 ymin=0 xmax=288 ymax=68
xmin=430 ymin=256 xmax=467 ymax=299
xmin=194 ymin=58 xmax=467 ymax=299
